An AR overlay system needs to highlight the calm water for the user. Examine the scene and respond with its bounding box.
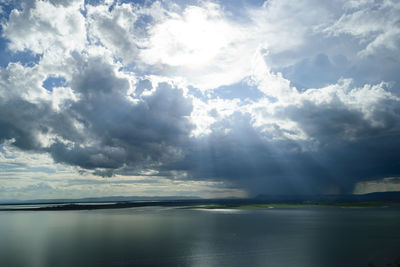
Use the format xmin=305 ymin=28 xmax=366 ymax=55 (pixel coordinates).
xmin=0 ymin=207 xmax=399 ymax=267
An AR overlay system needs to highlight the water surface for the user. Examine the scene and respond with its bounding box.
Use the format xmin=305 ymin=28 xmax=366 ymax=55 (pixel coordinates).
xmin=1 ymin=207 xmax=399 ymax=266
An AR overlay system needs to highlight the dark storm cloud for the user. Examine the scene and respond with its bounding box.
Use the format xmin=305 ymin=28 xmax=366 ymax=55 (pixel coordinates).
xmin=165 ymin=90 xmax=400 ymax=195
xmin=282 ymin=93 xmax=400 ymax=186
xmin=0 ymin=55 xmax=193 ymax=177
xmin=164 ymin=112 xmax=327 ymax=194
xmin=0 ymin=97 xmax=76 ymax=151
xmin=46 ymin=56 xmax=194 ymax=175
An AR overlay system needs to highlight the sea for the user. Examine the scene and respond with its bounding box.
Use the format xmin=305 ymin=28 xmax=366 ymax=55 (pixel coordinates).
xmin=0 ymin=206 xmax=399 ymax=266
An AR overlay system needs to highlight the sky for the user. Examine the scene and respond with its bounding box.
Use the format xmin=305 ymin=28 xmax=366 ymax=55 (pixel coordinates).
xmin=0 ymin=0 xmax=400 ymax=200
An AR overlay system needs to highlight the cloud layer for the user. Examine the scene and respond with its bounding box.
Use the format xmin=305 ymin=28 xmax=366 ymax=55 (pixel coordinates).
xmin=0 ymin=0 xmax=400 ymax=198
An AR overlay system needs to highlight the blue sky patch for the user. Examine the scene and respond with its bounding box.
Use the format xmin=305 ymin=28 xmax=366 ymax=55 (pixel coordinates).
xmin=42 ymin=77 xmax=68 ymax=92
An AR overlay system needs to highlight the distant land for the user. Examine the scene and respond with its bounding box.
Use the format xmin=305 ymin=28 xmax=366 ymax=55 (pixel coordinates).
xmin=1 ymin=192 xmax=400 ymax=211
xmin=0 ymin=195 xmax=202 ymax=205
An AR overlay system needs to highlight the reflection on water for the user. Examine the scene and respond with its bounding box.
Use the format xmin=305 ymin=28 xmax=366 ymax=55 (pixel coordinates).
xmin=0 ymin=207 xmax=400 ymax=267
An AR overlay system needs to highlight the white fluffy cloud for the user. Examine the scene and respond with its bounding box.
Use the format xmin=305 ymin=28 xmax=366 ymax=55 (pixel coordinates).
xmin=325 ymin=0 xmax=400 ymax=57
xmin=3 ymin=0 xmax=86 ymax=54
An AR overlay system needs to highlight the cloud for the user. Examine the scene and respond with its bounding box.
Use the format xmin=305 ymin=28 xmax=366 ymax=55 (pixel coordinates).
xmin=86 ymin=2 xmax=139 ymax=62
xmin=55 ymin=56 xmax=193 ymax=173
xmin=1 ymin=0 xmax=400 ymax=198
xmin=138 ymin=2 xmax=258 ymax=90
xmin=166 ymin=77 xmax=400 ymax=194
xmin=2 ymin=0 xmax=86 ymax=54
xmin=0 ymin=44 xmax=194 ymax=177
xmin=324 ymin=0 xmax=400 ymax=57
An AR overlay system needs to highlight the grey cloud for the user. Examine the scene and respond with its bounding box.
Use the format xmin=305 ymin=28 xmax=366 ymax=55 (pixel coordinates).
xmin=165 ymin=88 xmax=400 ymax=195
xmin=283 ymin=94 xmax=400 ymax=186
xmin=165 ymin=112 xmax=329 ymax=195
xmin=269 ymin=0 xmax=400 ymax=91
xmin=65 ymin=178 xmax=160 ymax=187
xmin=0 ymin=54 xmax=194 ymax=177
xmin=87 ymin=3 xmax=142 ymax=63
xmin=0 ymin=98 xmax=76 ymax=151
xmin=47 ymin=56 xmax=194 ymax=174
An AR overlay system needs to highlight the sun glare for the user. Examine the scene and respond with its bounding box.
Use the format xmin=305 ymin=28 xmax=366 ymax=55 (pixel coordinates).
xmin=141 ymin=6 xmax=234 ymax=68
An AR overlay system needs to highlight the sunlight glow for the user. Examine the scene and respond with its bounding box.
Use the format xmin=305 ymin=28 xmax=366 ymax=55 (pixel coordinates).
xmin=141 ymin=5 xmax=235 ymax=69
